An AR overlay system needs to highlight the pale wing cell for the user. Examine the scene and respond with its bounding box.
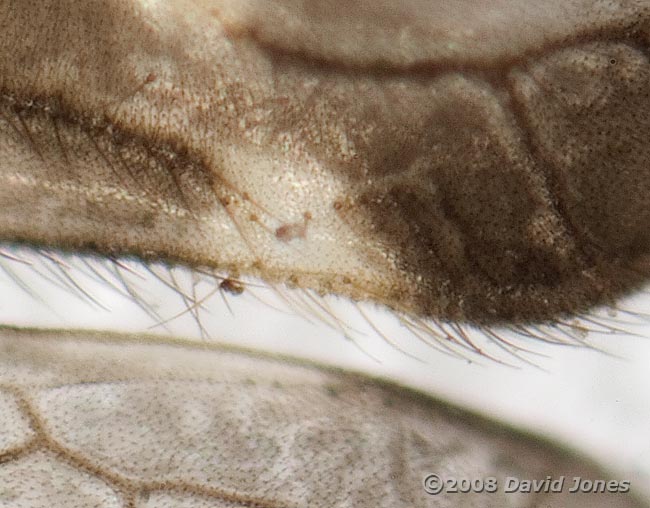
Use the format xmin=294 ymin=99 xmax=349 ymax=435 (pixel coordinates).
xmin=0 ymin=389 xmax=34 ymax=454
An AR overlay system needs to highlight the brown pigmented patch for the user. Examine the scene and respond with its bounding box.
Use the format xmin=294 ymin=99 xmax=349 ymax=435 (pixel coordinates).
xmin=275 ymin=212 xmax=312 ymax=243
xmin=219 ymin=277 xmax=245 ymax=295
